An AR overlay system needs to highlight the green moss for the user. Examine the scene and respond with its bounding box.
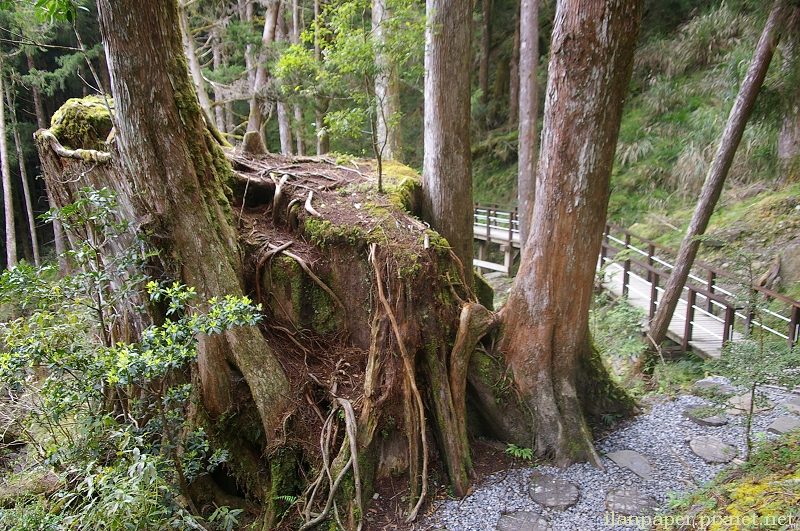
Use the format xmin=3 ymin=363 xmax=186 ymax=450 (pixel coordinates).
xmin=473 ymin=273 xmax=495 ymax=311
xmin=304 ymin=218 xmax=365 ymax=249
xmin=50 ymin=95 xmax=114 ymax=151
xmin=381 ymin=161 xmax=422 ymax=214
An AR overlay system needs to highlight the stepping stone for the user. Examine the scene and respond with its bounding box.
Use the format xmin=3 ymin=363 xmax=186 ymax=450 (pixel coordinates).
xmin=529 ymin=473 xmax=580 ymax=510
xmin=726 ymin=394 xmax=773 ymax=416
xmin=766 ymin=416 xmax=800 ymax=435
xmin=684 ymin=407 xmax=728 ymax=427
xmin=605 ymin=487 xmax=658 ymax=516
xmin=496 ymin=511 xmax=551 ymax=531
xmin=691 ymin=376 xmax=736 ymax=395
xmin=606 ymin=450 xmax=652 ymax=480
xmin=781 ymin=396 xmax=800 ymax=415
xmin=690 ymin=436 xmax=737 ymax=463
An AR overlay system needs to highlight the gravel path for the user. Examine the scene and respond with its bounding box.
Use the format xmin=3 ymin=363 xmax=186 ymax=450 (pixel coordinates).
xmin=418 ymin=387 xmax=799 ymax=531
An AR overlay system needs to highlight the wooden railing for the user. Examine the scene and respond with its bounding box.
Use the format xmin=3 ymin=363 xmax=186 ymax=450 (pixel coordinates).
xmin=600 ymin=222 xmax=800 ymax=351
xmin=473 ymin=203 xmax=520 ymax=245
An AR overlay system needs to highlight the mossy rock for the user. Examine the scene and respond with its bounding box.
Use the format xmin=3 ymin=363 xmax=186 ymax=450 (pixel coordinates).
xmin=50 ymin=95 xmax=114 ymax=151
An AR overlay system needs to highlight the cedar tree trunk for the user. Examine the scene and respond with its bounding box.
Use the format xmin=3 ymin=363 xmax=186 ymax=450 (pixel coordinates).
xmin=95 ymin=0 xmax=290 ymax=434
xmin=499 ymin=0 xmax=642 ymax=467
xmin=423 ymin=0 xmax=473 ymax=289
xmin=0 ymin=58 xmax=17 ymax=269
xmin=648 ymin=0 xmax=786 ymax=348
xmin=373 ymin=0 xmax=402 ymax=161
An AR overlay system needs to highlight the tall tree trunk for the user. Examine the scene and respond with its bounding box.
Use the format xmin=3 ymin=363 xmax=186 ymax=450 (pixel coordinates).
xmin=648 ymin=0 xmax=786 ymax=348
xmin=778 ymin=10 xmax=800 ymax=184
xmin=499 ymin=0 xmax=642 ymax=468
xmin=478 ymin=0 xmax=492 ymax=125
xmin=293 ymin=105 xmax=305 ymax=155
xmin=179 ymin=1 xmax=214 ymax=119
xmin=508 ymin=1 xmax=521 ymax=126
xmin=276 ymin=12 xmax=293 ymax=156
xmin=247 ymin=0 xmax=280 ymax=133
xmin=95 ymin=0 xmax=290 ymax=434
xmin=517 ymin=0 xmax=538 ymax=246
xmin=0 ymin=58 xmax=17 ymax=269
xmin=421 ymin=0 xmax=474 ymax=494
xmin=28 ymin=51 xmax=67 ymax=272
xmin=291 ymin=0 xmax=305 ymax=156
xmin=372 ymin=0 xmax=402 ymax=161
xmin=423 ymin=0 xmax=473 ymax=290
xmin=314 ymin=0 xmax=329 ymax=155
xmin=211 ymin=28 xmax=226 ymax=132
xmin=27 ymin=52 xmax=48 ymax=130
xmin=5 ymin=85 xmax=41 ymax=267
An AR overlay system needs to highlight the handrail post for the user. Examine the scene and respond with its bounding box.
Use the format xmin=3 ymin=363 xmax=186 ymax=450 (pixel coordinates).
xmin=646 ymin=244 xmax=654 ymax=283
xmin=600 ymin=224 xmax=609 ymax=265
xmin=622 ymin=233 xmax=631 ymax=297
xmin=649 ymin=273 xmax=659 ymax=318
xmin=789 ymin=305 xmax=800 ymax=349
xmin=486 ymin=205 xmax=491 ymax=240
xmin=723 ymin=305 xmax=735 ymax=346
xmin=683 ymin=289 xmax=696 ymax=352
xmin=509 ymin=207 xmax=515 ymax=247
xmin=744 ymin=299 xmax=755 ymax=336
xmin=706 ymin=271 xmax=716 ymax=314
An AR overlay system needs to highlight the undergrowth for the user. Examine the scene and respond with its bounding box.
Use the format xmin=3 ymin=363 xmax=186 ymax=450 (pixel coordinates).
xmin=655 ymin=430 xmax=800 ymax=531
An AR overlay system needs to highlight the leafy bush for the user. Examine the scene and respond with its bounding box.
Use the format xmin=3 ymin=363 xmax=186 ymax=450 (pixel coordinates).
xmin=0 ymin=188 xmax=263 ymax=529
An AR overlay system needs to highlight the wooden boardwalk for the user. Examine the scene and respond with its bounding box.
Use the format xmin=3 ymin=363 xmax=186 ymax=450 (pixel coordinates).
xmin=472 ymin=205 xmax=800 ymax=360
xmin=600 ymin=260 xmax=736 ymax=358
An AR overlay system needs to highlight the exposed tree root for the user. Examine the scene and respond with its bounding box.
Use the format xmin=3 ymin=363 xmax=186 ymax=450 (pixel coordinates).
xmin=305 ymin=191 xmax=321 ymax=217
xmin=39 ymin=130 xmax=112 ymax=163
xmin=297 ymin=397 xmax=362 ymax=531
xmin=369 ymin=243 xmax=428 ymax=522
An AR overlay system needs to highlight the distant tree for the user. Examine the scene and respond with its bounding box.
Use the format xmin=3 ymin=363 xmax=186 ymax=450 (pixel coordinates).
xmin=372 ymin=0 xmax=402 ymax=161
xmin=4 ymin=82 xmax=40 ymax=266
xmin=0 ymin=56 xmax=17 ymax=269
xmin=422 ymin=0 xmax=473 ymax=288
xmin=498 ymin=0 xmax=642 ymax=466
xmin=648 ymin=0 xmax=787 ymax=350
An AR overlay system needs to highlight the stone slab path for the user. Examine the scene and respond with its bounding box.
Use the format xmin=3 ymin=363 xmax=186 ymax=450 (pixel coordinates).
xmin=419 ymin=384 xmax=800 ymax=531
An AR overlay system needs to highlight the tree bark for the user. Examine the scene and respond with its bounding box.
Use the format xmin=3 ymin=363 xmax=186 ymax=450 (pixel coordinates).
xmin=211 ymin=28 xmax=226 ymax=133
xmin=95 ymin=0 xmax=290 ymax=434
xmin=276 ymin=11 xmax=293 ymax=156
xmin=508 ymin=2 xmax=521 ymax=126
xmin=0 ymin=57 xmax=17 ymax=269
xmin=423 ymin=0 xmax=473 ymax=290
xmin=179 ymin=1 xmax=214 ymax=120
xmin=5 ymin=85 xmax=41 ymax=267
xmin=314 ymin=0 xmax=329 ymax=155
xmin=648 ymin=0 xmax=786 ymax=348
xmin=778 ymin=10 xmax=800 ymax=184
xmin=478 ymin=0 xmax=492 ymax=125
xmin=516 ymin=0 xmax=538 ymax=246
xmin=291 ymin=0 xmax=305 ymax=156
xmin=372 ymin=0 xmax=402 ymax=161
xmin=499 ymin=0 xmax=642 ymax=467
xmin=247 ymin=0 xmax=281 ymax=133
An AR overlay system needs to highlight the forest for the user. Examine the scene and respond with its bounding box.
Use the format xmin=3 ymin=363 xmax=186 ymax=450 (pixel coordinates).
xmin=0 ymin=0 xmax=799 ymax=530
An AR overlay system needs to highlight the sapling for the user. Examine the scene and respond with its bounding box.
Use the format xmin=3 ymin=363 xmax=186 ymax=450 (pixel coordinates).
xmin=705 ymin=247 xmax=800 ymax=459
